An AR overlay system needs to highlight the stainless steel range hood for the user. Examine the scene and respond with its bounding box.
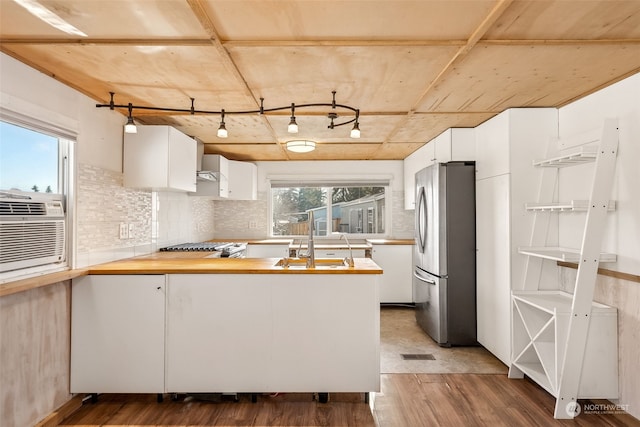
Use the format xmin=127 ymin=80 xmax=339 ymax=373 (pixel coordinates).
xmin=195 ymin=140 xmax=218 ymax=182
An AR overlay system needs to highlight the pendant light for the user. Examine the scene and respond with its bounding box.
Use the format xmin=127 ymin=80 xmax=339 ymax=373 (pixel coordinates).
xmin=288 ymin=103 xmax=298 ymax=134
xmin=217 ymin=109 xmax=228 ymax=138
xmin=124 ymin=103 xmax=137 ymax=134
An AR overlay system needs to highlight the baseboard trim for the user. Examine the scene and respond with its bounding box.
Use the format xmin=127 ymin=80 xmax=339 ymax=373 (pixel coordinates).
xmin=35 ymin=395 xmax=84 ymax=427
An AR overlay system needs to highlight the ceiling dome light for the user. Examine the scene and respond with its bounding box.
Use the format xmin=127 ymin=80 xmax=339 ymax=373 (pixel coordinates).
xmin=286 ymin=140 xmax=316 ymax=153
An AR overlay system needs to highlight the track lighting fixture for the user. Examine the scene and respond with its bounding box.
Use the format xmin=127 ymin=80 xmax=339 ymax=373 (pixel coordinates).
xmin=350 ymin=110 xmax=361 ymax=139
xmin=124 ymin=103 xmax=137 ymax=134
xmin=288 ymin=103 xmax=298 ymax=134
xmin=217 ymin=109 xmax=228 ymax=138
xmin=98 ymin=91 xmax=360 ymax=144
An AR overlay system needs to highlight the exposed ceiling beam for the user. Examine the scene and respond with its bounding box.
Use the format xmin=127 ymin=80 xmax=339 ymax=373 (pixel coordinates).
xmin=3 ymin=38 xmax=639 ymax=47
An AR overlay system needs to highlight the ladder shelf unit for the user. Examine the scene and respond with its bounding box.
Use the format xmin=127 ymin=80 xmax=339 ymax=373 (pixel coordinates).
xmin=508 ymin=118 xmax=619 ymax=419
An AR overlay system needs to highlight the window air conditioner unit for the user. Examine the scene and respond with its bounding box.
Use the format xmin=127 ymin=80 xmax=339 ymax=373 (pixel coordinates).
xmin=0 ymin=193 xmax=66 ymax=273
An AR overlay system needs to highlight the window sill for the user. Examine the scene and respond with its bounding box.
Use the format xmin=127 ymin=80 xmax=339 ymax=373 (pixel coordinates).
xmin=0 ymin=268 xmax=88 ymax=297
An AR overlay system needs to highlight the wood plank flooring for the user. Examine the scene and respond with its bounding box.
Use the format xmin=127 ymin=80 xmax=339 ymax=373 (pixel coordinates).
xmin=59 ymin=374 xmax=640 ymax=426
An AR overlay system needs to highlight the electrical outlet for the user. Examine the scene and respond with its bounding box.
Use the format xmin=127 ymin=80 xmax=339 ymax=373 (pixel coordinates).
xmin=128 ymin=223 xmax=134 ymax=239
xmin=249 ymin=220 xmax=257 ymax=229
xmin=119 ymin=223 xmax=128 ymax=239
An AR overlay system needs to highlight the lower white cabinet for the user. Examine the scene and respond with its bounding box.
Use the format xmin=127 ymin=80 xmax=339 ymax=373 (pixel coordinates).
xmin=165 ymin=274 xmax=379 ymax=393
xmin=245 ymin=243 xmax=290 ymax=258
xmin=314 ymin=248 xmax=366 ymax=258
xmin=371 ymin=244 xmax=413 ymax=303
xmin=71 ymin=273 xmax=379 ymax=394
xmin=70 ymin=275 xmax=165 ymax=393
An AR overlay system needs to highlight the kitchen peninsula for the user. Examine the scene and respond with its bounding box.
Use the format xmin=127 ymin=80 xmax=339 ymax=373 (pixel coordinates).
xmin=70 ymin=254 xmax=382 ymax=402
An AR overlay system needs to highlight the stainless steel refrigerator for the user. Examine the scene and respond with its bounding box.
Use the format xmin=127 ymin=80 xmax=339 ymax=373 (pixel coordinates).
xmin=413 ymin=161 xmax=477 ymax=346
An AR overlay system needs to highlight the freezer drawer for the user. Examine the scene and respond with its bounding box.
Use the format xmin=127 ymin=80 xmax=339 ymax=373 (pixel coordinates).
xmin=413 ymin=268 xmax=447 ymax=345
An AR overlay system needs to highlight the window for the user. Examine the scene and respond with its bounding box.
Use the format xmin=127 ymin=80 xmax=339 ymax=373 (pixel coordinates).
xmin=0 ymin=119 xmax=73 ymax=281
xmin=0 ymin=122 xmax=61 ymax=193
xmin=271 ymin=182 xmax=388 ymax=237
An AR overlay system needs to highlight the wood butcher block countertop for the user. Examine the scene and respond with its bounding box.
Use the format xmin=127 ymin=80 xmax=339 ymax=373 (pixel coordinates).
xmin=87 ymin=252 xmax=382 ymax=275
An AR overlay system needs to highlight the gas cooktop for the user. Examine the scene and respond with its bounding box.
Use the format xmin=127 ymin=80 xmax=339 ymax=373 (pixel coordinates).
xmin=159 ymin=242 xmax=246 ymax=257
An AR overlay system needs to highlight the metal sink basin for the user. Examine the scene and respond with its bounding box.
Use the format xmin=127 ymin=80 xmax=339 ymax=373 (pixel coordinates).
xmin=275 ymin=257 xmax=351 ymax=269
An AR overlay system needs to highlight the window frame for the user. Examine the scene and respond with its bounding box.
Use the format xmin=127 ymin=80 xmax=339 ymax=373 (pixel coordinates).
xmin=268 ymin=178 xmax=391 ymax=239
xmin=0 ymin=114 xmax=75 ymax=282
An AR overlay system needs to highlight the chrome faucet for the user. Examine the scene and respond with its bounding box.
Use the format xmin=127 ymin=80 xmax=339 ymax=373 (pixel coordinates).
xmin=306 ymin=210 xmax=315 ymax=268
xmin=298 ymin=210 xmax=315 ymax=268
xmin=336 ymin=233 xmax=355 ymax=267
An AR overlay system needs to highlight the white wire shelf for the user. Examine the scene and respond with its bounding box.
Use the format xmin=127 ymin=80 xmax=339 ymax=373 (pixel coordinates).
xmin=517 ymin=246 xmax=617 ymax=263
xmin=533 ymin=147 xmax=597 ymax=168
xmin=525 ymin=200 xmax=616 ymax=212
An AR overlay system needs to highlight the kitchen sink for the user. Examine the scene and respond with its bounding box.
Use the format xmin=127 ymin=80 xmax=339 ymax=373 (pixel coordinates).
xmin=274 ymin=257 xmax=351 ymax=269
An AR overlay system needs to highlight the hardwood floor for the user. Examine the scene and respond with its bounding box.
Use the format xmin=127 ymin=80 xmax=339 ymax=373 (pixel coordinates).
xmin=59 ymin=374 xmax=639 ymax=426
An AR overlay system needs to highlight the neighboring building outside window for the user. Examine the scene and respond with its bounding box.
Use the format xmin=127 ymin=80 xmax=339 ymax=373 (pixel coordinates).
xmin=271 ymin=183 xmax=387 ymax=237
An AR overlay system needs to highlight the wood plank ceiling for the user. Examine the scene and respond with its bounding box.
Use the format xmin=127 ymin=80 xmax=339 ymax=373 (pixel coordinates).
xmin=1 ymin=0 xmax=639 ymax=161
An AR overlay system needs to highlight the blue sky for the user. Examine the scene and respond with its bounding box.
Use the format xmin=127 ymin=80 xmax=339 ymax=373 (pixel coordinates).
xmin=0 ymin=122 xmax=59 ymax=193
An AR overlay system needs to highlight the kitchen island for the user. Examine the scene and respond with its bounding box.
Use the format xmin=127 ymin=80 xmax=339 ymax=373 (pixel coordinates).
xmin=71 ymin=254 xmax=382 ymax=402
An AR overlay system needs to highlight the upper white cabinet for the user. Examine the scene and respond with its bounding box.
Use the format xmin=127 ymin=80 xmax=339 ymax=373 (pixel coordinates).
xmin=124 ymin=125 xmax=197 ymax=192
xmin=191 ymin=155 xmax=257 ymax=200
xmin=403 ymin=128 xmax=475 ymax=209
xmin=403 ymin=143 xmax=432 ymax=209
xmin=433 ymin=128 xmax=476 ymax=163
xmin=475 ymin=108 xmax=558 ymax=366
xmin=228 ymin=159 xmax=257 ymax=200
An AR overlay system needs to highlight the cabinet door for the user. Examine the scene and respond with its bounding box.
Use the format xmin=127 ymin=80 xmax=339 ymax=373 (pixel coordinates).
xmin=166 ymin=274 xmax=272 ymax=392
xmin=246 ymin=244 xmax=289 ymax=258
xmin=475 ymin=175 xmax=511 ymax=365
xmin=124 ymin=125 xmax=196 ymax=191
xmin=372 ymin=245 xmax=413 ymax=303
xmin=403 ymin=143 xmax=435 ymax=210
xmin=315 ymin=249 xmax=366 ymax=258
xmin=167 ymin=127 xmax=197 ymax=192
xmin=228 ymin=160 xmax=257 ymax=200
xmin=70 ymin=275 xmax=165 ymax=393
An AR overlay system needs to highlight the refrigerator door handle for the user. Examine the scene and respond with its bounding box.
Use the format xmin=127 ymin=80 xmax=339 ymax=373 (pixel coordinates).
xmin=413 ymin=271 xmax=436 ymax=285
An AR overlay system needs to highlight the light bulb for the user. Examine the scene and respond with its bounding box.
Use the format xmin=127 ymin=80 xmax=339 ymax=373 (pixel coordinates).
xmin=288 ymin=117 xmax=298 ymax=134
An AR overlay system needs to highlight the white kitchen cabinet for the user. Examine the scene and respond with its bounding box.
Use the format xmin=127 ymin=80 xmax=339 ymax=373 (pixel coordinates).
xmin=403 ymin=128 xmax=475 ymax=210
xmin=314 ymin=248 xmax=366 ymax=258
xmin=246 ymin=243 xmax=290 ymax=258
xmin=165 ymin=274 xmax=379 ymax=393
xmin=124 ymin=125 xmax=197 ymax=192
xmin=403 ymin=143 xmax=434 ymax=209
xmin=475 ymin=108 xmax=558 ymax=366
xmin=433 ymin=128 xmax=476 ymax=163
xmin=191 ymin=154 xmax=229 ymax=198
xmin=371 ymin=244 xmax=413 ymax=303
xmin=228 ymin=159 xmax=257 ymax=200
xmin=191 ymin=155 xmax=257 ymax=200
xmin=70 ymin=275 xmax=166 ymax=393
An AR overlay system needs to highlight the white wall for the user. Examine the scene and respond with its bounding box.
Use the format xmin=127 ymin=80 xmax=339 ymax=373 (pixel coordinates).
xmin=557 ymin=72 xmax=640 ymax=419
xmin=558 ymin=72 xmax=640 ymax=276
